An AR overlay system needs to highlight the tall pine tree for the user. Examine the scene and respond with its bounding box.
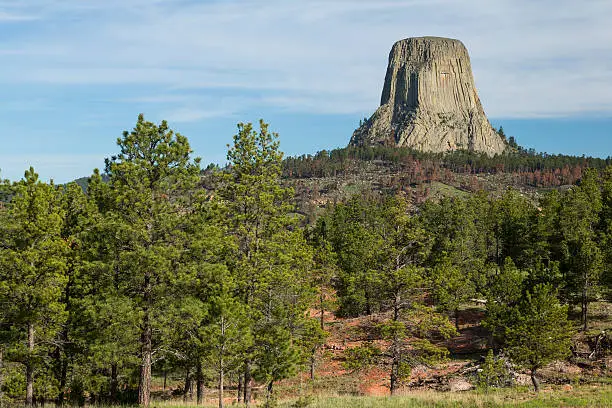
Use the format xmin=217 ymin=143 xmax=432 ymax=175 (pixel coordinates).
xmin=104 ymin=115 xmax=201 ymax=406
xmin=0 ymin=168 xmax=67 ymax=406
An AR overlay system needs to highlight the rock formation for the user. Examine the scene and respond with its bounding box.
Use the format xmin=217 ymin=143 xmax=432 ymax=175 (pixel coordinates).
xmin=351 ymin=37 xmax=506 ymax=156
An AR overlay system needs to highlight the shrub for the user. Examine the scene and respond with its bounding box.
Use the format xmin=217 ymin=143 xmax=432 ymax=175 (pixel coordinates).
xmin=343 ymin=343 xmax=381 ymax=371
xmin=476 ymin=350 xmax=511 ymax=389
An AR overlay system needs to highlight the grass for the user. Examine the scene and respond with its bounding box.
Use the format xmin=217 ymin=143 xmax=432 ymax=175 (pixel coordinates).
xmin=146 ymin=385 xmax=612 ymax=408
xmin=274 ymin=386 xmax=612 ymax=408
xmin=586 ymin=302 xmax=612 ymax=332
xmin=427 ymin=181 xmax=471 ymax=200
xmin=146 ymin=301 xmax=612 ymax=408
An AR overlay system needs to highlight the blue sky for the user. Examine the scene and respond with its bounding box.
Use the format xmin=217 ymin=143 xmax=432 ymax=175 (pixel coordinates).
xmin=1 ymin=0 xmax=611 ymax=182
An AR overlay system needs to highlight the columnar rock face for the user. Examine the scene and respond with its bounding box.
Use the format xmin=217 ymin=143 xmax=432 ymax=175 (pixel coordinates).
xmin=351 ymin=37 xmax=506 ymax=156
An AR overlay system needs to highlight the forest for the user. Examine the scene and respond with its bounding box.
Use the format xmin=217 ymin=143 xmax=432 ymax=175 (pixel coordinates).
xmin=283 ymin=139 xmax=612 ymax=188
xmin=1 ymin=115 xmax=611 ymax=408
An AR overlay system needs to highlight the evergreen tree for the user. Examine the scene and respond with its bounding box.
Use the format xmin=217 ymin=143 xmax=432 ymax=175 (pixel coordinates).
xmin=176 ymin=192 xmax=244 ymax=408
xmin=217 ymin=120 xmax=314 ymax=406
xmin=304 ymin=218 xmax=335 ymax=379
xmin=601 ymin=166 xmax=612 ymax=297
xmin=431 ymin=261 xmax=476 ymax=330
xmin=327 ymin=195 xmax=385 ymax=317
xmin=103 ymin=114 xmax=201 ymax=406
xmin=378 ymin=197 xmax=455 ymax=394
xmin=491 ymin=189 xmax=536 ymax=268
xmin=560 ymin=169 xmax=603 ymax=330
xmin=329 ymin=195 xmax=455 ymax=395
xmin=534 ymin=190 xmax=564 ymax=265
xmin=420 ymin=197 xmax=485 ymax=327
xmin=203 ymin=288 xmax=251 ymax=408
xmin=50 ymin=182 xmax=98 ymax=405
xmin=484 ymin=258 xmax=527 ymax=348
xmin=505 ymin=285 xmax=573 ymax=392
xmin=0 ymin=168 xmax=67 ymax=406
xmin=380 ymin=305 xmax=456 ymax=395
xmin=82 ymin=169 xmax=140 ymax=403
xmin=476 ymin=350 xmax=510 ymax=389
xmin=305 ymin=217 xmax=336 ymax=332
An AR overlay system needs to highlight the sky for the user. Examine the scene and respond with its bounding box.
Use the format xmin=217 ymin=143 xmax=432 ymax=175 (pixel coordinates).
xmin=0 ymin=0 xmax=611 ymax=182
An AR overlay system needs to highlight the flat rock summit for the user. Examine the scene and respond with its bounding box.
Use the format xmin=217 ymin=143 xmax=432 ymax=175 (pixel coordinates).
xmin=351 ymin=37 xmax=507 ymax=156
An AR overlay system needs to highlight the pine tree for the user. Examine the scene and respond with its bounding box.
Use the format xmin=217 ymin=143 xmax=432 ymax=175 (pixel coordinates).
xmin=204 ymin=289 xmax=251 ymax=408
xmin=50 ymin=182 xmax=98 ymax=405
xmin=491 ymin=189 xmax=536 ymax=268
xmin=304 ymin=218 xmax=335 ymax=379
xmin=419 ymin=195 xmax=490 ymax=320
xmin=0 ymin=168 xmax=67 ymax=406
xmin=326 ymin=195 xmax=385 ymax=317
xmin=431 ymin=261 xmax=475 ymax=330
xmin=601 ymin=166 xmax=612 ymax=297
xmin=0 ymin=178 xmax=12 ymax=408
xmin=329 ymin=195 xmax=455 ymax=395
xmin=103 ymin=114 xmax=201 ymax=406
xmin=177 ymin=194 xmax=246 ymax=408
xmin=378 ymin=198 xmax=455 ymax=394
xmin=217 ymin=120 xmax=314 ymax=406
xmin=82 ymin=169 xmax=140 ymax=403
xmin=505 ymin=284 xmax=573 ymax=392
xmin=306 ymin=217 xmax=336 ymax=332
xmin=560 ymin=169 xmax=603 ymax=330
xmin=476 ymin=350 xmax=510 ymax=389
xmin=484 ymin=258 xmax=526 ymax=348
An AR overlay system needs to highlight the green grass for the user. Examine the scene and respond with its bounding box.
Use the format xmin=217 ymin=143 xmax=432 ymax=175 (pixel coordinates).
xmin=276 ymin=386 xmax=612 ymax=408
xmin=427 ymin=181 xmax=471 ymax=199
xmin=148 ymin=386 xmax=612 ymax=408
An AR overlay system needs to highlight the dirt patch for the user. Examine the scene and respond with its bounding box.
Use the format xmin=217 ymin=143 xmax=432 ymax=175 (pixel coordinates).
xmin=358 ymin=367 xmax=389 ymax=396
xmin=446 ymin=325 xmax=488 ymax=355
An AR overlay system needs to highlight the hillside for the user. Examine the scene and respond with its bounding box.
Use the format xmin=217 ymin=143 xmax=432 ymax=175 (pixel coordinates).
xmin=283 ymin=145 xmax=611 ymax=218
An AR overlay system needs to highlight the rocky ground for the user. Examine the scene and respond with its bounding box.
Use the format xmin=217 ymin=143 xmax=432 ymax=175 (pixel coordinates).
xmin=273 ymin=302 xmax=612 ymax=400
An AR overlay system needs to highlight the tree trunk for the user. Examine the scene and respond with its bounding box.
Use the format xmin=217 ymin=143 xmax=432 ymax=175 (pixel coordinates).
xmin=393 ymin=292 xmax=401 ymax=322
xmin=530 ymin=369 xmax=540 ymax=392
xmin=196 ymin=361 xmax=204 ymax=405
xmin=310 ymin=348 xmax=316 ymax=381
xmin=138 ymin=272 xmax=152 ymax=407
xmin=218 ymin=316 xmax=225 ymax=408
xmin=56 ymin=261 xmax=74 ymax=408
xmin=56 ymin=357 xmax=67 ymax=407
xmin=319 ymin=291 xmax=325 ymax=330
xmin=390 ymin=289 xmax=400 ymax=396
xmin=110 ymin=363 xmax=118 ymax=403
xmin=0 ymin=347 xmax=5 ymax=408
xmin=243 ymin=363 xmax=251 ymax=407
xmin=237 ymin=374 xmax=242 ymax=404
xmin=390 ymin=353 xmax=398 ymax=396
xmin=26 ymin=323 xmax=35 ymax=407
xmin=582 ymin=285 xmax=588 ymax=331
xmin=266 ymin=381 xmax=273 ymax=405
xmin=183 ymin=369 xmax=192 ymax=401
xmin=137 ymin=311 xmax=152 ymax=406
xmin=218 ymin=365 xmax=224 ymax=408
xmin=455 ymin=308 xmax=460 ymax=331
xmin=162 ymin=370 xmax=167 ymax=392
xmin=365 ymin=290 xmax=372 ymax=316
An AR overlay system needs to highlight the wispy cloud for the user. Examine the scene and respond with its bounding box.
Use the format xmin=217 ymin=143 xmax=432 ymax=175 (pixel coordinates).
xmin=1 ymin=0 xmax=612 ymax=118
xmin=165 ymin=107 xmax=237 ymax=123
xmin=0 ymin=11 xmax=38 ymax=21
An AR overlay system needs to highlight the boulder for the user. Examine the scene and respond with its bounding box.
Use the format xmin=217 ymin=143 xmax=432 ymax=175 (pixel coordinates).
xmin=448 ymin=377 xmax=474 ymax=392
